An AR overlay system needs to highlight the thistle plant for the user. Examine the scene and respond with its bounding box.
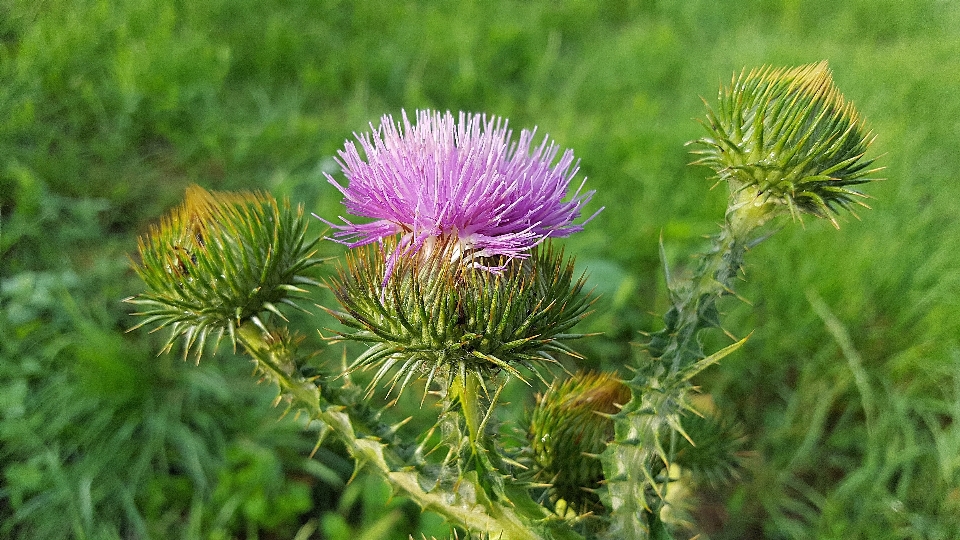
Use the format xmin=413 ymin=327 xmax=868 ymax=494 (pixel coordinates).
xmin=603 ymin=61 xmax=879 ymax=538
xmin=126 ymin=62 xmax=879 ymax=540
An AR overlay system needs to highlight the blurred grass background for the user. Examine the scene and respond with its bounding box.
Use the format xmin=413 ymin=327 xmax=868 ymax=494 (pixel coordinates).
xmin=1 ymin=0 xmax=958 ymax=538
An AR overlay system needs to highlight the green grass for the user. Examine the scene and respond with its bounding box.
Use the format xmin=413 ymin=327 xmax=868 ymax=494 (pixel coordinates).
xmin=2 ymin=0 xmax=958 ymax=538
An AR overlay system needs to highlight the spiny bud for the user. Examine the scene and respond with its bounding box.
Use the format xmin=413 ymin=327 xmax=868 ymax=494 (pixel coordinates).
xmin=673 ymin=411 xmax=745 ymax=488
xmin=126 ymin=185 xmax=322 ymax=360
xmin=527 ymin=371 xmax=631 ymax=513
xmin=325 ymin=238 xmax=592 ymax=399
xmin=692 ymin=61 xmax=880 ymax=225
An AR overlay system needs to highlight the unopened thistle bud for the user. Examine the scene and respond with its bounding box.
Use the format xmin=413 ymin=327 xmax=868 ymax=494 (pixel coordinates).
xmin=692 ymin=61 xmax=880 ymax=225
xmin=326 ymin=239 xmax=592 ymax=397
xmin=126 ymin=185 xmax=322 ymax=359
xmin=673 ymin=411 xmax=745 ymax=488
xmin=527 ymin=371 xmax=631 ymax=513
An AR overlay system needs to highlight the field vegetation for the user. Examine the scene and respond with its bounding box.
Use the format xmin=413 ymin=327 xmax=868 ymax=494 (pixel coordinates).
xmin=2 ymin=1 xmax=958 ymax=538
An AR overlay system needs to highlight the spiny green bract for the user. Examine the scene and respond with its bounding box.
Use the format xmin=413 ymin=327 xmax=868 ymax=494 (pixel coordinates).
xmin=325 ymin=239 xmax=592 ymax=398
xmin=126 ymin=185 xmax=322 ymax=360
xmin=527 ymin=371 xmax=630 ymax=514
xmin=692 ymin=61 xmax=880 ymax=225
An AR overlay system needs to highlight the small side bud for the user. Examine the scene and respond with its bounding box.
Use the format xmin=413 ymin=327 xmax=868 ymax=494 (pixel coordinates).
xmin=527 ymin=371 xmax=631 ymax=513
xmin=673 ymin=411 xmax=745 ymax=488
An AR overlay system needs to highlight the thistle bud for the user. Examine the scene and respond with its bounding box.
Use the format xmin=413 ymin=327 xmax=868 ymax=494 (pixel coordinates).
xmin=527 ymin=371 xmax=631 ymax=513
xmin=325 ymin=239 xmax=591 ymax=398
xmin=673 ymin=411 xmax=745 ymax=488
xmin=127 ymin=185 xmax=322 ymax=360
xmin=693 ymin=61 xmax=879 ymax=225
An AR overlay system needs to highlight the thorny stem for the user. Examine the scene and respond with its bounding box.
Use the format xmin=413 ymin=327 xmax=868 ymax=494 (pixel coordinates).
xmin=236 ymin=322 xmax=566 ymax=540
xmin=658 ymin=187 xmax=773 ymax=373
xmin=606 ymin=187 xmax=768 ymax=538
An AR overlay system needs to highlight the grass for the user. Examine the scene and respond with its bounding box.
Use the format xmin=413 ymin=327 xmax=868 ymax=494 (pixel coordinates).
xmin=1 ymin=0 xmax=958 ymax=538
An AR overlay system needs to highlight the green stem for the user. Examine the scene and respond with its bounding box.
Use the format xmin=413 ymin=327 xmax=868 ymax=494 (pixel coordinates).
xmin=451 ymin=371 xmax=483 ymax=449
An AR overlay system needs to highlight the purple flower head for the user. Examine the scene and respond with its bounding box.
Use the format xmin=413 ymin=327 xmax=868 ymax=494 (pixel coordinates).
xmin=322 ymin=110 xmax=600 ymax=280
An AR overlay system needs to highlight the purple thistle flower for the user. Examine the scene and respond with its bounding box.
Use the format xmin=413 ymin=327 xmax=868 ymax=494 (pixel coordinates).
xmin=322 ymin=110 xmax=600 ymax=280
